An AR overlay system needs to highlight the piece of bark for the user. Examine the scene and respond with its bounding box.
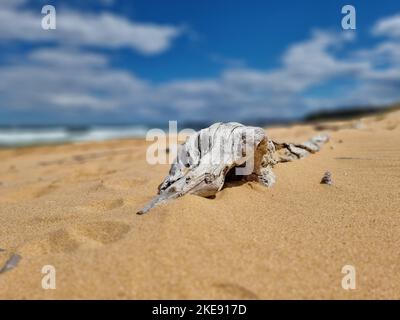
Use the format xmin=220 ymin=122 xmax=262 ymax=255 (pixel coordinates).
xmin=137 ymin=122 xmax=329 ymax=214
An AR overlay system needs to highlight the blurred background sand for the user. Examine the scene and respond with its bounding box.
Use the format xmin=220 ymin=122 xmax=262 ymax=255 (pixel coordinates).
xmin=0 ymin=110 xmax=399 ymax=299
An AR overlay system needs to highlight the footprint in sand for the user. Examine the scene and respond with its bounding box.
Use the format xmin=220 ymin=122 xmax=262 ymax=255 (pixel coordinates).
xmin=1 ymin=183 xmax=59 ymax=203
xmin=213 ymin=283 xmax=259 ymax=299
xmin=386 ymin=124 xmax=398 ymax=131
xmin=72 ymin=167 xmax=116 ymax=180
xmin=33 ymin=183 xmax=59 ymax=198
xmin=103 ymin=178 xmax=147 ymax=191
xmin=28 ymin=215 xmax=75 ymax=225
xmin=75 ymin=221 xmax=131 ymax=244
xmin=17 ymin=221 xmax=131 ymax=256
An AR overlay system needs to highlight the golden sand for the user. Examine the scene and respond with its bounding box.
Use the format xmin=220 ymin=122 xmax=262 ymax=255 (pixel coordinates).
xmin=0 ymin=111 xmax=399 ymax=299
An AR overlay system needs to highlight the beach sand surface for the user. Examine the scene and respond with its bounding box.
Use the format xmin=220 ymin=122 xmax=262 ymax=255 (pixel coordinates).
xmin=0 ymin=111 xmax=399 ymax=299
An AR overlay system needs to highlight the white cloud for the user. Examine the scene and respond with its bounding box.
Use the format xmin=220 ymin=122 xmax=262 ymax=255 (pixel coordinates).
xmin=1 ymin=12 xmax=400 ymax=123
xmin=356 ymin=40 xmax=400 ymax=72
xmin=0 ymin=4 xmax=183 ymax=55
xmin=0 ymin=0 xmax=27 ymax=8
xmin=50 ymin=94 xmax=112 ymax=110
xmin=0 ymin=49 xmax=150 ymax=113
xmin=58 ymin=12 xmax=182 ymax=54
xmin=373 ymin=14 xmax=400 ymax=38
xmin=28 ymin=48 xmax=108 ymax=67
xmin=221 ymin=30 xmax=369 ymax=96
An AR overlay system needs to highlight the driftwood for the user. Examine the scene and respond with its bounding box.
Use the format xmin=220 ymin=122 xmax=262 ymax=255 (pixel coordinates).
xmin=137 ymin=122 xmax=329 ymax=214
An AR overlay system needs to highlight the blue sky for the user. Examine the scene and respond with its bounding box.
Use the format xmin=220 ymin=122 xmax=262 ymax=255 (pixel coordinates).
xmin=0 ymin=0 xmax=400 ymax=125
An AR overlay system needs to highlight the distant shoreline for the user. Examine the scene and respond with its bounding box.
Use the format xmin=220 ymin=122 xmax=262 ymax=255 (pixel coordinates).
xmin=1 ymin=103 xmax=398 ymax=148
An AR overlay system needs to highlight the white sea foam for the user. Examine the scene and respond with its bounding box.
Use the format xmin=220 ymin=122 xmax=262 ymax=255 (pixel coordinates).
xmin=0 ymin=126 xmax=149 ymax=147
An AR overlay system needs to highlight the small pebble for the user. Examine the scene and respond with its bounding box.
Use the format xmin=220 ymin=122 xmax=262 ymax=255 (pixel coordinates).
xmin=320 ymin=171 xmax=333 ymax=185
xmin=0 ymin=254 xmax=21 ymax=274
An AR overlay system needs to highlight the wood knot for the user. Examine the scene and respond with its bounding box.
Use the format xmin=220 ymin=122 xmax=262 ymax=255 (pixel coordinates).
xmin=204 ymin=174 xmax=214 ymax=184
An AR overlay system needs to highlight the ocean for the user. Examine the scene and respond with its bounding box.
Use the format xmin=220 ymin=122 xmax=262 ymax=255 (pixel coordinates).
xmin=0 ymin=125 xmax=150 ymax=147
xmin=0 ymin=117 xmax=300 ymax=148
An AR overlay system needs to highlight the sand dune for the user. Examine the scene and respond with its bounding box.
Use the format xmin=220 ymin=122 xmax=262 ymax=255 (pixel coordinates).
xmin=0 ymin=111 xmax=399 ymax=299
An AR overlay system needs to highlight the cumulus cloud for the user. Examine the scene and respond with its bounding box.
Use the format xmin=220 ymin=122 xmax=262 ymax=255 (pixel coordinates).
xmin=372 ymin=14 xmax=400 ymax=38
xmin=222 ymin=31 xmax=369 ymax=95
xmin=0 ymin=3 xmax=183 ymax=55
xmin=0 ymin=0 xmax=27 ymax=8
xmin=329 ymin=14 xmax=400 ymax=108
xmin=1 ymin=6 xmax=400 ymax=124
xmin=0 ymin=48 xmax=150 ymax=114
xmin=28 ymin=48 xmax=108 ymax=67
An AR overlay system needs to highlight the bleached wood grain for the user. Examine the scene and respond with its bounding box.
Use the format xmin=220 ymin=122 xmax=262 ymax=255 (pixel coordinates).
xmin=138 ymin=122 xmax=329 ymax=214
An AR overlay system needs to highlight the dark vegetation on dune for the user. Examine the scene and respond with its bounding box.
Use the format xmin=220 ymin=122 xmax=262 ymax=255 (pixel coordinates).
xmin=304 ymin=103 xmax=400 ymax=122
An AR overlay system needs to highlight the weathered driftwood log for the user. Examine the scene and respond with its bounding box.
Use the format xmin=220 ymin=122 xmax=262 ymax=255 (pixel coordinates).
xmin=137 ymin=122 xmax=329 ymax=214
